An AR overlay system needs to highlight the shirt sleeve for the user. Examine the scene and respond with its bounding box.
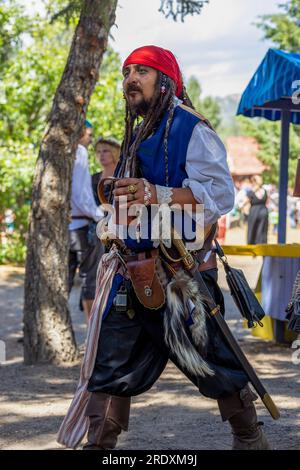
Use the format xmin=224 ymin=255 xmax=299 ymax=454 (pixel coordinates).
xmin=71 ymin=146 xmax=104 ymax=222
xmin=182 ymin=122 xmax=235 ymax=225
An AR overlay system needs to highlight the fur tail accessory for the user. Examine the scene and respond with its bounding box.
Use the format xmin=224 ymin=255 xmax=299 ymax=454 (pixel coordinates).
xmin=164 ymin=269 xmax=214 ymax=377
xmin=286 ymin=270 xmax=300 ymax=333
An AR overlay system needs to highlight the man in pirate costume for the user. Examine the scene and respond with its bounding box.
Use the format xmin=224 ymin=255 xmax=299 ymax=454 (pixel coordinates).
xmin=57 ymin=45 xmax=270 ymax=450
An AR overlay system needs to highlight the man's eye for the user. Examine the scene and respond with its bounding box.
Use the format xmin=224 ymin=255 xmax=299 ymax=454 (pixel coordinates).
xmin=139 ymin=68 xmax=148 ymax=74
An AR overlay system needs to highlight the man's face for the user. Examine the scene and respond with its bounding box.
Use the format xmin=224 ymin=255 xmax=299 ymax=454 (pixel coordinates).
xmin=79 ymin=128 xmax=93 ymax=148
xmin=122 ymin=64 xmax=158 ymax=116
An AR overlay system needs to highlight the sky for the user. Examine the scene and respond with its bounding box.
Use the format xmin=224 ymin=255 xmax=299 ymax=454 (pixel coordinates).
xmin=27 ymin=0 xmax=282 ymax=98
xmin=111 ymin=0 xmax=281 ymax=97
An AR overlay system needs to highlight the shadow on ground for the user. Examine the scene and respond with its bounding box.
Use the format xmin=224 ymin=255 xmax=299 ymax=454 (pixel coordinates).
xmin=0 ymin=263 xmax=300 ymax=450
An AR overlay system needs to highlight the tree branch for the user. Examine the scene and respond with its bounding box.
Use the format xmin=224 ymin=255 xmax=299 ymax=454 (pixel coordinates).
xmin=159 ymin=0 xmax=209 ymax=22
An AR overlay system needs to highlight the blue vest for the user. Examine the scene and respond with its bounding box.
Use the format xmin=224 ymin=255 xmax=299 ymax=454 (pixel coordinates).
xmin=124 ymin=105 xmax=202 ymax=252
xmin=138 ymin=105 xmax=201 ymax=185
xmin=104 ymin=106 xmax=203 ymax=318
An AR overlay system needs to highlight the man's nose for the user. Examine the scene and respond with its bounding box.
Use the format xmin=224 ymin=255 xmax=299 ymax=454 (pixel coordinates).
xmin=126 ymin=69 xmax=138 ymax=85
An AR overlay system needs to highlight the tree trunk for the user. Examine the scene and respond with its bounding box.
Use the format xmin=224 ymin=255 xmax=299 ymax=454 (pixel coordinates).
xmin=23 ymin=0 xmax=118 ymax=364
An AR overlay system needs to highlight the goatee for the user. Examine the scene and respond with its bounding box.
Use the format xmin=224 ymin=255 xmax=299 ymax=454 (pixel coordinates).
xmin=128 ymin=98 xmax=152 ymax=118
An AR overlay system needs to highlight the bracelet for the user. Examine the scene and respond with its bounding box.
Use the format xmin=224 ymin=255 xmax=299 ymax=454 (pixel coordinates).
xmin=155 ymin=185 xmax=173 ymax=205
xmin=142 ymin=178 xmax=152 ymax=206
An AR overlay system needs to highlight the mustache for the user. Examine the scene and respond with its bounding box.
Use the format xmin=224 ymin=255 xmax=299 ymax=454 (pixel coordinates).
xmin=126 ymin=84 xmax=142 ymax=94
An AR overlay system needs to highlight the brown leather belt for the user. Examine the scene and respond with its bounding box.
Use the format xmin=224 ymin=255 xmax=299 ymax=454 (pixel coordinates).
xmin=122 ymin=249 xmax=217 ymax=273
xmin=122 ymin=249 xmax=158 ymax=263
xmin=168 ymin=251 xmax=217 ymax=273
xmin=198 ymin=251 xmax=217 ymax=271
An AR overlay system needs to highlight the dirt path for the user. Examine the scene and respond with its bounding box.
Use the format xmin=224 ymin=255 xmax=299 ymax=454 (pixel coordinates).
xmin=0 ymin=254 xmax=299 ymax=450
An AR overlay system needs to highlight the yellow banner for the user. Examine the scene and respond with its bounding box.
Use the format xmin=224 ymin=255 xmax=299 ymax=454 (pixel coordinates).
xmin=222 ymin=244 xmax=300 ymax=257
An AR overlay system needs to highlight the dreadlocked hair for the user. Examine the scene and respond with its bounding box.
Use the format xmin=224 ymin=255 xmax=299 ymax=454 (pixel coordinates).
xmin=108 ymin=73 xmax=197 ymax=203
xmin=118 ymin=72 xmax=180 ymax=181
xmin=180 ymin=85 xmax=195 ymax=109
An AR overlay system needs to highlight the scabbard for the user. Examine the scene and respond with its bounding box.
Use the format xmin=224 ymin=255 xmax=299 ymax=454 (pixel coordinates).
xmin=189 ymin=265 xmax=280 ymax=420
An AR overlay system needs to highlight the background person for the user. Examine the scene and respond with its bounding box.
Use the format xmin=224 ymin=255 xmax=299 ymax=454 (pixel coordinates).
xmin=68 ymin=120 xmax=104 ymax=323
xmin=246 ymin=175 xmax=269 ymax=245
xmin=80 ymin=137 xmax=120 ymax=320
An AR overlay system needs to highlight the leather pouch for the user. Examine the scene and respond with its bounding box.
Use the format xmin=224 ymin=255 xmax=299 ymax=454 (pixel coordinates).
xmin=126 ymin=249 xmax=167 ymax=310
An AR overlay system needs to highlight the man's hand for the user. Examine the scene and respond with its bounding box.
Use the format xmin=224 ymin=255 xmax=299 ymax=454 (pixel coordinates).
xmin=113 ymin=178 xmax=157 ymax=208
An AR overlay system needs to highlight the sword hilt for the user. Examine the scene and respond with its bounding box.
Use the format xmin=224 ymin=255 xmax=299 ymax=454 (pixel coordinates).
xmin=170 ymin=228 xmax=280 ymax=422
xmin=171 ymin=229 xmax=195 ymax=270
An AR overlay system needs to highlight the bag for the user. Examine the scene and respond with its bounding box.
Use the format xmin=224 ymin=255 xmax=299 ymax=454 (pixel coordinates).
xmin=214 ymin=240 xmax=265 ymax=328
xmin=286 ymin=270 xmax=300 ymax=333
xmin=126 ymin=249 xmax=168 ymax=310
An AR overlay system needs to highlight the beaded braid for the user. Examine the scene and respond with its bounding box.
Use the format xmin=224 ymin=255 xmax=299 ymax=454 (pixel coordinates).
xmin=120 ymin=72 xmax=176 ymax=178
xmin=107 ymin=72 xmax=196 ymax=204
xmin=107 ymin=81 xmax=196 ymax=204
xmin=160 ymin=80 xmax=196 ymax=186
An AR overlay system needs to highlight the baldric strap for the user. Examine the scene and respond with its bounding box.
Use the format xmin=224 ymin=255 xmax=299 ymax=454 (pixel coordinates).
xmin=179 ymin=103 xmax=215 ymax=131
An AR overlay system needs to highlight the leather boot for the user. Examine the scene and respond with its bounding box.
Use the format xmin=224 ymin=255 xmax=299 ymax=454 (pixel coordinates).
xmin=83 ymin=392 xmax=131 ymax=450
xmin=217 ymin=384 xmax=271 ymax=450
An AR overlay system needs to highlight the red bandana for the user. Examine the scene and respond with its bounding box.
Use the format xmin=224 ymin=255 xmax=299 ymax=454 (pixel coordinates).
xmin=123 ymin=45 xmax=183 ymax=97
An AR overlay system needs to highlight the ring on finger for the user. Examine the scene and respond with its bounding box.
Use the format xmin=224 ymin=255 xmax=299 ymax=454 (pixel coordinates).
xmin=127 ymin=184 xmax=138 ymax=194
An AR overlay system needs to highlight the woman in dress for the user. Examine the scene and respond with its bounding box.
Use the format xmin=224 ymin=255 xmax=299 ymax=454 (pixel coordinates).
xmin=247 ymin=175 xmax=269 ymax=245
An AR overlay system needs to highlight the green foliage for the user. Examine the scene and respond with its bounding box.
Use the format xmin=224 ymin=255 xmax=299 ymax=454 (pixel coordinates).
xmin=0 ymin=20 xmax=71 ymax=145
xmin=0 ymin=16 xmax=71 ymax=264
xmin=46 ymin=0 xmax=83 ymax=24
xmin=235 ymin=1 xmax=300 ymax=186
xmin=0 ymin=142 xmax=33 ymax=264
xmin=237 ymin=116 xmax=300 ymax=186
xmin=88 ymin=48 xmax=125 ymax=173
xmin=187 ymin=76 xmax=202 ymax=109
xmin=201 ymin=96 xmax=221 ymax=130
xmin=0 ymin=232 xmax=27 ymax=265
xmin=256 ymin=0 xmax=300 ymax=52
xmin=0 ymin=0 xmax=30 ymax=69
xmin=0 ymin=5 xmax=124 ymax=264
xmin=186 ymin=75 xmax=221 ymax=130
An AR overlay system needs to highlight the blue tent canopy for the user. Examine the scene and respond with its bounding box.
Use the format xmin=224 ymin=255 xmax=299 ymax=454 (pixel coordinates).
xmin=237 ymin=49 xmax=300 ymax=124
xmin=237 ymin=49 xmax=300 ymax=343
xmin=237 ymin=48 xmax=300 ymax=244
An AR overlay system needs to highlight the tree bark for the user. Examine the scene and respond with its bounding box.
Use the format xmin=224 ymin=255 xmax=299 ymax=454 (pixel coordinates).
xmin=23 ymin=0 xmax=118 ymax=364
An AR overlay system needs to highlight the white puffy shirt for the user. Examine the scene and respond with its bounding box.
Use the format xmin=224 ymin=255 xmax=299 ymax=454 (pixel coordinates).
xmin=182 ymin=122 xmax=235 ymax=225
xmin=69 ymin=144 xmax=104 ymax=230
